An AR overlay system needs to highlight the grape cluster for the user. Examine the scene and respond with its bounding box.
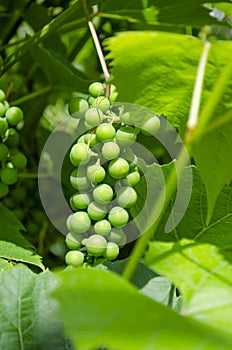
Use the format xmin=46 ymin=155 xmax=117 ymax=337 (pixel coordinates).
xmin=65 ymin=82 xmax=160 ymax=267
xmin=0 ymin=89 xmax=27 ymax=198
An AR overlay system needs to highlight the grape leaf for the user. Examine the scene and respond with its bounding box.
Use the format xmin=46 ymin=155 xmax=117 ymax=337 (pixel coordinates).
xmin=145 ymin=239 xmax=232 ymax=334
xmin=53 ymin=268 xmax=232 ymax=350
xmin=0 ymin=265 xmax=72 ymax=350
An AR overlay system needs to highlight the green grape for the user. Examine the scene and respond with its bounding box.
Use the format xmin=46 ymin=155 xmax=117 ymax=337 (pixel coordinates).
xmin=70 ymin=169 xmax=89 ymax=190
xmin=103 ymin=242 xmax=119 ymax=260
xmin=94 ymin=219 xmax=111 ymax=236
xmin=88 ymin=96 xmax=95 ymax=105
xmin=70 ymin=192 xmax=91 ymax=210
xmin=4 ymin=129 xmax=19 ymax=146
xmin=116 ymin=126 xmax=137 ymax=147
xmin=68 ymin=97 xmax=89 ymax=116
xmin=93 ymin=184 xmax=113 ymax=204
xmin=65 ymin=232 xmax=83 ymax=250
xmin=84 ymin=108 xmax=104 ymax=127
xmin=11 ymin=186 xmax=27 ymax=203
xmin=5 ymin=106 xmax=24 ymax=126
xmin=116 ymin=186 xmax=137 ymax=208
xmin=108 ymin=158 xmax=129 ymax=179
xmin=86 ymin=234 xmax=107 ymax=256
xmin=102 ymin=141 xmax=120 ymax=160
xmin=0 ymin=182 xmax=9 ymax=198
xmin=67 ymin=211 xmax=91 ymax=234
xmin=125 ymin=170 xmax=140 ymax=187
xmin=108 ymin=206 xmax=129 ymax=227
xmin=107 ymin=228 xmax=127 ymax=246
xmin=120 ymin=112 xmax=130 ymax=124
xmin=87 ymin=201 xmax=107 ymax=220
xmin=96 ymin=123 xmax=116 ymax=141
xmin=13 ymin=209 xmax=25 ymax=221
xmin=141 ymin=116 xmax=160 ymax=135
xmin=65 ymin=250 xmax=84 ymax=267
xmin=84 ymin=133 xmax=98 ymax=147
xmin=1 ymin=167 xmax=18 ymax=185
xmin=26 ymin=222 xmax=39 ymax=235
xmin=10 ymin=152 xmax=27 ymax=169
xmin=0 ymin=118 xmax=8 ymax=136
xmin=92 ymin=97 xmax=110 ymax=113
xmin=0 ymin=103 xmax=6 ymax=118
xmin=70 ymin=143 xmax=90 ymax=166
xmin=0 ymin=143 xmax=8 ymax=162
xmin=0 ymin=89 xmax=5 ymax=102
xmin=87 ymin=164 xmax=105 ymax=183
xmin=88 ymin=82 xmax=105 ymax=98
xmin=109 ymin=84 xmax=118 ymax=102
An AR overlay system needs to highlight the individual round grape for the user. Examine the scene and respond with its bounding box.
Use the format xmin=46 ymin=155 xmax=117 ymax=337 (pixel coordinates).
xmin=93 ymin=184 xmax=113 ymax=204
xmin=84 ymin=133 xmax=98 ymax=147
xmin=109 ymin=84 xmax=118 ymax=102
xmin=11 ymin=186 xmax=27 ymax=203
xmin=1 ymin=167 xmax=18 ymax=185
xmin=141 ymin=116 xmax=160 ymax=135
xmin=84 ymin=108 xmax=104 ymax=127
xmin=87 ymin=201 xmax=107 ymax=221
xmin=70 ymin=170 xmax=89 ymax=190
xmin=92 ymin=97 xmax=110 ymax=113
xmin=88 ymin=82 xmax=105 ymax=97
xmin=0 ymin=182 xmax=9 ymax=198
xmin=108 ymin=158 xmax=129 ymax=179
xmin=107 ymin=228 xmax=127 ymax=246
xmin=0 ymin=143 xmax=8 ymax=162
xmin=116 ymin=126 xmax=137 ymax=147
xmin=108 ymin=206 xmax=129 ymax=227
xmin=68 ymin=97 xmax=89 ymax=116
xmin=116 ymin=186 xmax=137 ymax=208
xmin=86 ymin=234 xmax=107 ymax=256
xmin=125 ymin=170 xmax=140 ymax=187
xmin=65 ymin=232 xmax=83 ymax=250
xmin=96 ymin=123 xmax=116 ymax=141
xmin=70 ymin=192 xmax=91 ymax=210
xmin=103 ymin=242 xmax=119 ymax=260
xmin=67 ymin=211 xmax=91 ymax=234
xmin=94 ymin=219 xmax=111 ymax=236
xmin=9 ymin=152 xmax=27 ymax=169
xmin=0 ymin=118 xmax=8 ymax=136
xmin=69 ymin=143 xmax=90 ymax=166
xmin=65 ymin=250 xmax=84 ymax=267
xmin=0 ymin=89 xmax=5 ymax=102
xmin=87 ymin=164 xmax=105 ymax=183
xmin=13 ymin=209 xmax=25 ymax=221
xmin=5 ymin=106 xmax=24 ymax=126
xmin=4 ymin=129 xmax=19 ymax=146
xmin=0 ymin=103 xmax=6 ymax=118
xmin=102 ymin=141 xmax=120 ymax=160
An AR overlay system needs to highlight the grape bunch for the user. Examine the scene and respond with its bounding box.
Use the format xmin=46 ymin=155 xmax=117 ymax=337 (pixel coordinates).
xmin=65 ymin=82 xmax=160 ymax=267
xmin=0 ymin=89 xmax=27 ymax=199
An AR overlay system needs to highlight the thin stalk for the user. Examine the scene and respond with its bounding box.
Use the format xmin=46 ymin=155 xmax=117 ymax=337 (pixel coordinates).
xmin=10 ymin=86 xmax=51 ymax=105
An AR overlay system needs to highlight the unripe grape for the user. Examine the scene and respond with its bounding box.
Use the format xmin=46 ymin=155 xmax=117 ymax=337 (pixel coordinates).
xmin=141 ymin=116 xmax=160 ymax=135
xmin=0 ymin=182 xmax=9 ymax=198
xmin=103 ymin=242 xmax=119 ymax=260
xmin=116 ymin=126 xmax=137 ymax=146
xmin=92 ymin=97 xmax=110 ymax=113
xmin=87 ymin=164 xmax=105 ymax=183
xmin=65 ymin=232 xmax=83 ymax=250
xmin=84 ymin=133 xmax=98 ymax=147
xmin=0 ymin=118 xmax=8 ymax=136
xmin=0 ymin=89 xmax=5 ymax=102
xmin=85 ymin=108 xmax=104 ymax=127
xmin=10 ymin=152 xmax=27 ymax=169
xmin=4 ymin=129 xmax=19 ymax=146
xmin=94 ymin=219 xmax=111 ymax=236
xmin=0 ymin=103 xmax=5 ymax=118
xmin=86 ymin=234 xmax=107 ymax=256
xmin=88 ymin=82 xmax=105 ymax=97
xmin=0 ymin=143 xmax=8 ymax=162
xmin=70 ymin=170 xmax=89 ymax=190
xmin=70 ymin=192 xmax=91 ymax=210
xmin=96 ymin=123 xmax=116 ymax=141
xmin=108 ymin=158 xmax=129 ymax=179
xmin=109 ymin=84 xmax=118 ymax=102
xmin=68 ymin=97 xmax=89 ymax=116
xmin=108 ymin=206 xmax=129 ymax=227
xmin=67 ymin=211 xmax=91 ymax=234
xmin=1 ymin=167 xmax=18 ymax=185
xmin=93 ymin=184 xmax=113 ymax=204
xmin=70 ymin=143 xmax=90 ymax=166
xmin=125 ymin=170 xmax=140 ymax=187
xmin=116 ymin=186 xmax=137 ymax=208
xmin=13 ymin=209 xmax=25 ymax=221
xmin=107 ymin=228 xmax=127 ymax=246
xmin=102 ymin=141 xmax=120 ymax=160
xmin=87 ymin=201 xmax=107 ymax=220
xmin=5 ymin=106 xmax=24 ymax=126
xmin=65 ymin=250 xmax=84 ymax=267
xmin=11 ymin=186 xmax=27 ymax=203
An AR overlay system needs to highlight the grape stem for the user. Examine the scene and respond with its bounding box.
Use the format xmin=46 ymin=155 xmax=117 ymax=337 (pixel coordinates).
xmin=82 ymin=0 xmax=111 ymax=98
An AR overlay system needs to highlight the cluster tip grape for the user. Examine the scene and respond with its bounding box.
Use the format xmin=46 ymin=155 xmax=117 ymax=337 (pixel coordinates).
xmin=65 ymin=82 xmax=160 ymax=267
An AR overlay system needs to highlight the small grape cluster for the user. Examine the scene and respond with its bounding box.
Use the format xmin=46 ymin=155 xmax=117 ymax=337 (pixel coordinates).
xmin=0 ymin=89 xmax=27 ymax=199
xmin=65 ymin=82 xmax=160 ymax=267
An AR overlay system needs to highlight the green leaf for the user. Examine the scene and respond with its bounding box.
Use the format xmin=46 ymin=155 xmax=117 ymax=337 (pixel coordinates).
xmin=53 ymin=268 xmax=232 ymax=350
xmin=145 ymin=239 xmax=232 ymax=334
xmin=0 ymin=265 xmax=72 ymax=350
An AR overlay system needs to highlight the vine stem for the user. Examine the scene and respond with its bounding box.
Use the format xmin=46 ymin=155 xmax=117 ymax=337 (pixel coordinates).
xmin=10 ymin=86 xmax=51 ymax=105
